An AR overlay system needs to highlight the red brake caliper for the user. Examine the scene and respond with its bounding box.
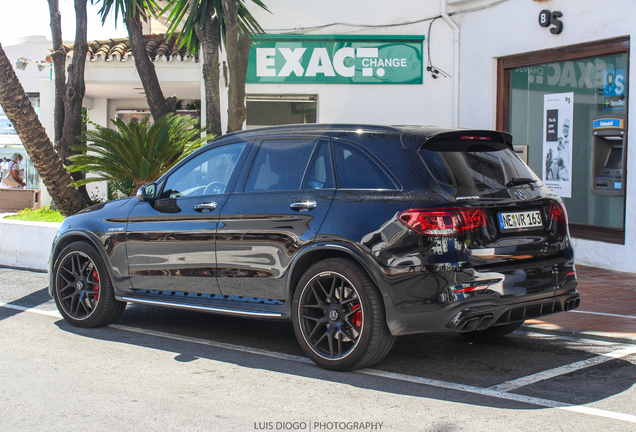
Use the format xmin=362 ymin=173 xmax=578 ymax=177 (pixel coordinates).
xmin=92 ymin=269 xmax=100 ymax=300
xmin=351 ymin=304 xmax=362 ymax=330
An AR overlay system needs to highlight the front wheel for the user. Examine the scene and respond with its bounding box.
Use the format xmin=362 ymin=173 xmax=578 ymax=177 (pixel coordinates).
xmin=53 ymin=242 xmax=126 ymax=328
xmin=292 ymin=258 xmax=394 ymax=371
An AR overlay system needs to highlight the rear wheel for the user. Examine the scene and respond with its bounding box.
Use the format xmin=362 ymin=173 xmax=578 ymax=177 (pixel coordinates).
xmin=292 ymin=258 xmax=394 ymax=371
xmin=53 ymin=242 xmax=126 ymax=328
xmin=460 ymin=321 xmax=524 ymax=341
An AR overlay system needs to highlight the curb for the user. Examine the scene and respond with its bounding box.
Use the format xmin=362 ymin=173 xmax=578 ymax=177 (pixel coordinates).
xmin=0 ymin=219 xmax=61 ymax=270
xmin=0 ymin=264 xmax=48 ymax=273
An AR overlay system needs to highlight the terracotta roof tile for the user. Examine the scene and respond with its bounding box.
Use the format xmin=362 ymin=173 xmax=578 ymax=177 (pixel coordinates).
xmin=63 ymin=34 xmax=197 ymax=63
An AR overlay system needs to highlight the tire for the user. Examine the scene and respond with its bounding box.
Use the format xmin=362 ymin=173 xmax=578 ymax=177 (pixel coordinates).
xmin=460 ymin=321 xmax=524 ymax=342
xmin=53 ymin=241 xmax=126 ymax=328
xmin=292 ymin=258 xmax=395 ymax=371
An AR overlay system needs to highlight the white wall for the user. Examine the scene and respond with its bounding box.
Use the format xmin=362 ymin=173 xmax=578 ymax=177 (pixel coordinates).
xmin=2 ymin=36 xmax=52 ymax=93
xmin=84 ymin=59 xmax=201 ymax=85
xmin=457 ymin=0 xmax=636 ymax=272
xmin=246 ymin=0 xmax=456 ymax=127
xmin=0 ymin=219 xmax=61 ymax=270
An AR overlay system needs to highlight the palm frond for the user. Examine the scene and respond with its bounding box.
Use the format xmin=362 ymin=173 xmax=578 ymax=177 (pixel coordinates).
xmin=68 ymin=113 xmax=213 ymax=194
xmin=94 ymin=0 xmax=161 ymax=23
xmin=160 ymin=0 xmax=269 ymax=56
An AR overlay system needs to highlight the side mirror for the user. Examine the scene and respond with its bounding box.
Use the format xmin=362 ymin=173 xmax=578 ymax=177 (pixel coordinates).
xmin=137 ymin=183 xmax=157 ymax=202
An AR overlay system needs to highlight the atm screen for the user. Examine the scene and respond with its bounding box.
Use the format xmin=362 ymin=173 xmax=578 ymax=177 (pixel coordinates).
xmin=605 ymin=147 xmax=623 ymax=168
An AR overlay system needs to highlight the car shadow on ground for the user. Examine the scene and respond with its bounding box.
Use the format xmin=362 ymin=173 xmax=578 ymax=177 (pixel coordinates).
xmin=0 ymin=287 xmax=52 ymax=323
xmin=52 ymin=303 xmax=636 ymax=410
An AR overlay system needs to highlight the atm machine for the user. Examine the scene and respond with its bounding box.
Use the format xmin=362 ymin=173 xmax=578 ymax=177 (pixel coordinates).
xmin=591 ymin=115 xmax=625 ymax=196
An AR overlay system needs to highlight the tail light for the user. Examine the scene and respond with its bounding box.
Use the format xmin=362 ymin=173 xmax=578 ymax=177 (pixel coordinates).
xmin=549 ymin=202 xmax=568 ymax=225
xmin=398 ymin=208 xmax=488 ymax=236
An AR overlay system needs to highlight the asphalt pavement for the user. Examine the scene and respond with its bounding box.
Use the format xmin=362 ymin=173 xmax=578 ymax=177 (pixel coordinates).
xmin=1 ymin=264 xmax=636 ymax=431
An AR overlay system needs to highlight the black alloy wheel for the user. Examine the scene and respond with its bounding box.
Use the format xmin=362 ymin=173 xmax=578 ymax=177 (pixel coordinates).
xmin=298 ymin=271 xmax=362 ymax=359
xmin=292 ymin=258 xmax=394 ymax=371
xmin=53 ymin=242 xmax=126 ymax=328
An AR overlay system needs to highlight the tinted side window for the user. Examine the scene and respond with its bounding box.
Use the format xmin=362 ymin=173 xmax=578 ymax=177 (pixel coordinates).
xmin=244 ymin=139 xmax=318 ymax=192
xmin=304 ymin=140 xmax=335 ymax=190
xmin=333 ymin=141 xmax=398 ymax=190
xmin=161 ymin=142 xmax=247 ymax=198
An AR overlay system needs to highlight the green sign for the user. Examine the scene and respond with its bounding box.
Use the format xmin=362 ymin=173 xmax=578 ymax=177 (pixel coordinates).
xmin=247 ymin=35 xmax=424 ymax=85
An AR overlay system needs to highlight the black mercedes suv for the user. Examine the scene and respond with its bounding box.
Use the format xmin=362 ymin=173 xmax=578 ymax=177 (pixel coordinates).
xmin=49 ymin=124 xmax=579 ymax=370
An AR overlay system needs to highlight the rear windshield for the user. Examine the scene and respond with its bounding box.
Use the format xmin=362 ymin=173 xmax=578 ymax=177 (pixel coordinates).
xmin=418 ymin=141 xmax=541 ymax=193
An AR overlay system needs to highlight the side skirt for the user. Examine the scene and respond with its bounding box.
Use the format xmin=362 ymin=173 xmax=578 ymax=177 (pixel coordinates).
xmin=117 ymin=293 xmax=289 ymax=320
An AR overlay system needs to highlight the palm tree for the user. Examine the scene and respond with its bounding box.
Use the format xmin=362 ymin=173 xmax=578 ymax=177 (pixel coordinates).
xmin=94 ymin=0 xmax=177 ymax=121
xmin=48 ymin=0 xmax=90 ymax=163
xmin=66 ymin=113 xmax=212 ymax=195
xmin=162 ymin=0 xmax=268 ymax=135
xmin=0 ymin=44 xmax=88 ymax=216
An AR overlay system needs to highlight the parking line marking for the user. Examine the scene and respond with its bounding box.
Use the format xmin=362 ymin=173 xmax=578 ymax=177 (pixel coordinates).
xmin=111 ymin=324 xmax=636 ymax=425
xmin=488 ymin=346 xmax=636 ymax=392
xmin=0 ymin=302 xmax=61 ymax=318
xmin=359 ymin=369 xmax=636 ymax=424
xmin=571 ymin=310 xmax=636 ymax=320
xmin=5 ymin=303 xmax=636 ymax=424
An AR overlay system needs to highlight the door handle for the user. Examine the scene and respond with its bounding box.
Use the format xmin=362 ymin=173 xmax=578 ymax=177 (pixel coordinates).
xmin=194 ymin=202 xmax=217 ymax=212
xmin=290 ymin=200 xmax=317 ymax=212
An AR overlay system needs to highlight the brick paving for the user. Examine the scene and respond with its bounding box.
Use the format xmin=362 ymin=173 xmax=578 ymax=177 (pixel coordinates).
xmin=525 ymin=265 xmax=636 ymax=340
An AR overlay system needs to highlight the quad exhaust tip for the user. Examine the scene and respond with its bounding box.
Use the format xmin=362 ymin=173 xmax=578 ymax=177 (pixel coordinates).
xmin=565 ymin=297 xmax=581 ymax=311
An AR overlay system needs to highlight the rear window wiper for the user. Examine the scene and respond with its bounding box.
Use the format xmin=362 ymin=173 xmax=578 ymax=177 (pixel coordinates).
xmin=506 ymin=177 xmax=537 ymax=188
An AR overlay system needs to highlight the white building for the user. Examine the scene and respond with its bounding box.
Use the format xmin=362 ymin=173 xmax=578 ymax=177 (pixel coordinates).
xmin=9 ymin=0 xmax=636 ymax=273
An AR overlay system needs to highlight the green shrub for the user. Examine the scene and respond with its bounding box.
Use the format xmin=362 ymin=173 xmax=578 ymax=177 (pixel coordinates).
xmin=3 ymin=206 xmax=64 ymax=222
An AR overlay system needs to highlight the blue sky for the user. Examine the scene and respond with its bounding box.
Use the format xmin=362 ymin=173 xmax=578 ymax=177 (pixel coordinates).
xmin=0 ymin=0 xmax=128 ymax=47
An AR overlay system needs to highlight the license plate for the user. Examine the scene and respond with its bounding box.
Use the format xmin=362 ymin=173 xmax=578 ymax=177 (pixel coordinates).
xmin=498 ymin=210 xmax=543 ymax=231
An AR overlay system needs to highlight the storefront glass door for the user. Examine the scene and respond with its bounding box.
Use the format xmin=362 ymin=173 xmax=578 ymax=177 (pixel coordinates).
xmin=505 ymin=46 xmax=628 ymax=243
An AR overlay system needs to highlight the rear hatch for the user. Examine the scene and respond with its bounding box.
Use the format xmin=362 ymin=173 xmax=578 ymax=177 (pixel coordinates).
xmin=411 ymin=131 xmax=573 ymax=273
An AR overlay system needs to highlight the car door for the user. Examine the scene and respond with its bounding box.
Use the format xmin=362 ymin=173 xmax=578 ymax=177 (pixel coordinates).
xmin=216 ymin=138 xmax=336 ymax=301
xmin=125 ymin=141 xmax=250 ymax=294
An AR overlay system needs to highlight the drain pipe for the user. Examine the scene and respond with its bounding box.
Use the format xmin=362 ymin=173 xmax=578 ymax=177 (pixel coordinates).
xmin=440 ymin=0 xmax=460 ymax=127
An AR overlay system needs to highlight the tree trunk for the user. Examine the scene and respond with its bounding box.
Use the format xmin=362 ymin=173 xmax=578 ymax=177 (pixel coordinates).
xmin=47 ymin=0 xmax=65 ymax=144
xmin=222 ymin=0 xmax=249 ymax=133
xmin=0 ymin=44 xmax=89 ymax=216
xmin=195 ymin=16 xmax=222 ymax=137
xmin=57 ymin=0 xmax=87 ymax=164
xmin=226 ymin=33 xmax=250 ymax=133
xmin=125 ymin=15 xmax=176 ymax=121
xmin=52 ymin=0 xmax=91 ymax=204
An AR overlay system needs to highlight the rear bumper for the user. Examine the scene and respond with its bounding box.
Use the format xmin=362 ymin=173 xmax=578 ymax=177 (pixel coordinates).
xmin=385 ymin=279 xmax=579 ymax=336
xmin=446 ymin=286 xmax=580 ymax=332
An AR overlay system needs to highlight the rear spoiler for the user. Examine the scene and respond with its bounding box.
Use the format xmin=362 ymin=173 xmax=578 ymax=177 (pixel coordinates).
xmin=421 ymin=130 xmax=514 ymax=151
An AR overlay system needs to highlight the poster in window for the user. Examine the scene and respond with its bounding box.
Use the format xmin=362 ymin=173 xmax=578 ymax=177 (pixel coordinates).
xmin=542 ymin=92 xmax=573 ymax=198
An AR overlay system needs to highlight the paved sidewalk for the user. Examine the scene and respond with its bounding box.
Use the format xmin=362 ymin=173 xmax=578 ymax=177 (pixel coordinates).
xmin=524 ymin=265 xmax=636 ymax=343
